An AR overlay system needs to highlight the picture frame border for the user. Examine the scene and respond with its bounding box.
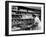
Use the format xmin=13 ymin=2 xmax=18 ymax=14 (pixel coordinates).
xmin=5 ymin=1 xmax=45 ymax=36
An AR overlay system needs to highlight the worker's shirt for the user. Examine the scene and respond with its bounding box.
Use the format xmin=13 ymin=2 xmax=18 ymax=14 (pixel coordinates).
xmin=34 ymin=17 xmax=40 ymax=23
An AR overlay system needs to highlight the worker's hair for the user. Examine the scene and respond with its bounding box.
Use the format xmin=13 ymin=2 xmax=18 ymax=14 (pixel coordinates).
xmin=32 ymin=14 xmax=36 ymax=18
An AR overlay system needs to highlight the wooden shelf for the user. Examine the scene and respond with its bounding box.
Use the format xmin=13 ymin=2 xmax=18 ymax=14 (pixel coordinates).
xmin=12 ymin=18 xmax=33 ymax=20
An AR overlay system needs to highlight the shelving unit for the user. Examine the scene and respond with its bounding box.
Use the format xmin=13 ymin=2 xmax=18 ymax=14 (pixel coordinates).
xmin=12 ymin=6 xmax=41 ymax=30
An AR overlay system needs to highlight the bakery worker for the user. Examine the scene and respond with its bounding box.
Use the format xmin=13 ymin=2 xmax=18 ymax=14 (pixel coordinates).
xmin=33 ymin=14 xmax=41 ymax=30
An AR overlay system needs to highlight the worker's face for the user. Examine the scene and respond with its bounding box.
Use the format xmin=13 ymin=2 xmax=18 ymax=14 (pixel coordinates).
xmin=33 ymin=15 xmax=36 ymax=18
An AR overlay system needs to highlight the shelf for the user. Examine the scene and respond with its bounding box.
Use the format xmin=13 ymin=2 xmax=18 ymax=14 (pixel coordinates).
xmin=12 ymin=18 xmax=34 ymax=20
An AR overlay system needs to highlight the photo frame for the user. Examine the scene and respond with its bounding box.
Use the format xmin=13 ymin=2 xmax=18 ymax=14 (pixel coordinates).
xmin=5 ymin=1 xmax=45 ymax=36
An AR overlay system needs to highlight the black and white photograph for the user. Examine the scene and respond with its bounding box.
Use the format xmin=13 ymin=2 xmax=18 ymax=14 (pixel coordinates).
xmin=5 ymin=1 xmax=45 ymax=36
xmin=12 ymin=6 xmax=41 ymax=31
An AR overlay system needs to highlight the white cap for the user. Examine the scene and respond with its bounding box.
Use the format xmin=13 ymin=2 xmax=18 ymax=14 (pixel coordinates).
xmin=34 ymin=14 xmax=40 ymax=16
